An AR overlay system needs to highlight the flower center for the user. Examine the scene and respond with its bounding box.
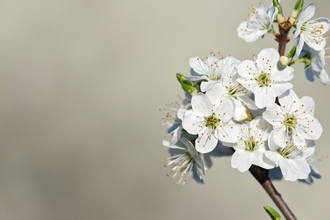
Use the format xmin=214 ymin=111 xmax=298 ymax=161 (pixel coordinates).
xmin=256 ymin=72 xmax=271 ymax=87
xmin=244 ymin=135 xmax=258 ymax=152
xmin=208 ymin=74 xmax=220 ymax=81
xmin=276 ymin=143 xmax=299 ymax=159
xmin=277 ymin=147 xmax=291 ymax=159
xmin=283 ymin=114 xmax=297 ymax=132
xmin=227 ymin=84 xmax=242 ymax=98
xmin=204 ymin=113 xmax=220 ymax=130
xmin=301 ymin=21 xmax=326 ymax=45
xmin=162 ymin=152 xmax=195 ymax=188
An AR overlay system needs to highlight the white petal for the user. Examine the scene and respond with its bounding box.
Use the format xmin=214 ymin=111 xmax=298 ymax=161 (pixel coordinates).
xmin=278 ymin=89 xmax=298 ymax=112
xmin=297 ymin=115 xmax=323 ymax=140
xmin=206 ymin=83 xmax=227 ymax=104
xmin=254 ymin=86 xmax=276 ymax=108
xmin=271 ymin=82 xmax=293 ymax=97
xmin=231 ymin=149 xmax=252 ymax=172
xmin=237 ymin=21 xmax=265 ymax=43
xmin=191 ymin=93 xmax=212 ymax=116
xmin=298 ymin=3 xmax=316 ymax=23
xmin=263 ymin=103 xmax=284 ymax=127
xmin=200 ymin=81 xmax=217 ymax=92
xmin=189 ymin=56 xmax=218 ymax=76
xmin=264 ymin=151 xmax=281 ymax=165
xmin=181 ymin=138 xmax=205 ymax=174
xmin=217 ymin=121 xmax=240 ymax=143
xmin=251 ymin=151 xmax=275 ymax=169
xmin=271 ymin=65 xmax=295 ymax=82
xmin=294 ymin=96 xmax=315 ymax=118
xmin=311 ymin=49 xmax=325 ymax=72
xmin=177 ymin=108 xmax=187 ymax=120
xmin=302 ymin=145 xmax=315 ymax=158
xmin=195 ymin=132 xmax=218 ymax=153
xmin=296 ymin=36 xmax=305 ymax=57
xmin=237 ymin=78 xmax=259 ymax=93
xmin=238 ymin=94 xmax=258 ymax=110
xmin=317 ymin=69 xmax=330 ymax=85
xmin=272 ymin=126 xmax=289 ymax=148
xmin=216 ymin=96 xmax=235 ymax=122
xmin=232 ymin=99 xmax=245 ymax=121
xmin=170 ymin=126 xmax=182 ymax=144
xmin=182 ymin=112 xmax=205 ymax=135
xmin=291 ymin=129 xmax=307 ymax=148
xmin=279 ymin=158 xmax=300 ymax=181
xmin=295 ymin=158 xmax=311 ymax=179
xmin=162 ymin=140 xmax=185 ymax=150
xmin=257 ymin=48 xmax=279 ymax=71
xmin=237 ymin=60 xmax=258 ymax=78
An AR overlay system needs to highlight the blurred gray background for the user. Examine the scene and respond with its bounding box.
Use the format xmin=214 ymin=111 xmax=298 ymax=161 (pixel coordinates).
xmin=1 ymin=0 xmax=330 ymax=219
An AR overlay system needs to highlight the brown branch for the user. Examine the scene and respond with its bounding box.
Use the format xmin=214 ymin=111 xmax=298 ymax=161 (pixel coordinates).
xmin=277 ymin=23 xmax=291 ymax=56
xmin=249 ymin=165 xmax=297 ymax=220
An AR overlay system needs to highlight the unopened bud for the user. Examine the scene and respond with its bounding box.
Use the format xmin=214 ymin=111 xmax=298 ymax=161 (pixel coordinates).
xmin=238 ymin=107 xmax=254 ymax=122
xmin=273 ymin=0 xmax=284 ymax=23
xmin=288 ymin=0 xmax=304 ymax=25
xmin=279 ymin=56 xmax=289 ymax=67
xmin=176 ymin=73 xmax=198 ymax=95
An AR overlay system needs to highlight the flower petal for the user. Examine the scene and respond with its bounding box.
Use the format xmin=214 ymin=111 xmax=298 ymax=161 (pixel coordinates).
xmin=231 ymin=149 xmax=252 ymax=172
xmin=191 ymin=93 xmax=212 ymax=116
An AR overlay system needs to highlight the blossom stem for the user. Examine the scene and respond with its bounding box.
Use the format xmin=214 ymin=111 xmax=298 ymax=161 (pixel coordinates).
xmin=288 ymin=57 xmax=308 ymax=66
xmin=278 ymin=27 xmax=289 ymax=56
xmin=249 ymin=165 xmax=297 ymax=220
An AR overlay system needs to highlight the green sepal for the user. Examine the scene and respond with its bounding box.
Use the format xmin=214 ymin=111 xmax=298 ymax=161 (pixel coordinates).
xmin=288 ymin=0 xmax=304 ymax=25
xmin=287 ymin=46 xmax=296 ymax=60
xmin=273 ymin=0 xmax=284 ymax=23
xmin=293 ymin=0 xmax=304 ymax=14
xmin=289 ymin=49 xmax=311 ymax=67
xmin=263 ymin=206 xmax=282 ymax=220
xmin=272 ymin=0 xmax=283 ymax=15
xmin=176 ymin=73 xmax=198 ymax=95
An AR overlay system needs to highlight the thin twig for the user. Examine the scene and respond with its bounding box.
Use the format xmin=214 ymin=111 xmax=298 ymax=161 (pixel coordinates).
xmin=277 ymin=21 xmax=291 ymax=56
xmin=249 ymin=165 xmax=297 ymax=220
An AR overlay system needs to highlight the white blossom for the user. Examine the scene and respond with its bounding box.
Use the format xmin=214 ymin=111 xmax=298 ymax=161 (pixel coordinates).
xmin=162 ymin=138 xmax=205 ymax=187
xmin=300 ymin=45 xmax=330 ymax=85
xmin=160 ymin=99 xmax=191 ymax=144
xmin=205 ymin=58 xmax=257 ymax=121
xmin=294 ymin=3 xmax=330 ymax=56
xmin=189 ymin=56 xmax=240 ymax=92
xmin=228 ymin=117 xmax=274 ymax=172
xmin=182 ymin=93 xmax=239 ymax=153
xmin=237 ymin=48 xmax=294 ymax=108
xmin=237 ymin=4 xmax=278 ymax=43
xmin=263 ymin=89 xmax=323 ymax=148
xmin=264 ymin=136 xmax=313 ymax=181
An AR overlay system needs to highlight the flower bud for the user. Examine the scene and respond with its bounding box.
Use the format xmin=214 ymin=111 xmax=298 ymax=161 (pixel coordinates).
xmin=273 ymin=0 xmax=284 ymax=23
xmin=176 ymin=73 xmax=198 ymax=95
xmin=288 ymin=0 xmax=304 ymax=25
xmin=279 ymin=56 xmax=289 ymax=67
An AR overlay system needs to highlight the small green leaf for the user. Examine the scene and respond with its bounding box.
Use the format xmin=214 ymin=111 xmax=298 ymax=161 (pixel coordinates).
xmin=293 ymin=0 xmax=304 ymax=13
xmin=288 ymin=0 xmax=304 ymax=25
xmin=272 ymin=0 xmax=283 ymax=15
xmin=176 ymin=73 xmax=197 ymax=95
xmin=287 ymin=46 xmax=296 ymax=60
xmin=272 ymin=0 xmax=285 ymax=23
xmin=263 ymin=206 xmax=282 ymax=220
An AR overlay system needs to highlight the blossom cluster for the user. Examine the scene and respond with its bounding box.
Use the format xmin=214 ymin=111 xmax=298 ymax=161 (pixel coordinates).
xmin=238 ymin=2 xmax=330 ymax=84
xmin=160 ymin=0 xmax=328 ymax=187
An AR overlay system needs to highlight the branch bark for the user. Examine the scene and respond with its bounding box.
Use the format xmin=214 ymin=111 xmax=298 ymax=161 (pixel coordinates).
xmin=249 ymin=165 xmax=297 ymax=220
xmin=277 ymin=21 xmax=291 ymax=56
